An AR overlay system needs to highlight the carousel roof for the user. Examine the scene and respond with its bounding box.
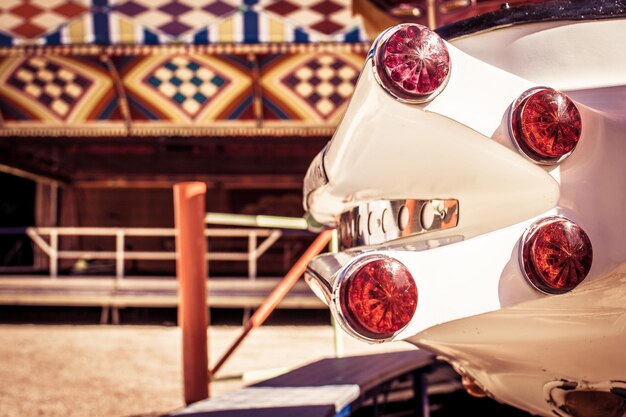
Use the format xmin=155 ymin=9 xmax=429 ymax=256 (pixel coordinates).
xmin=0 ymin=1 xmax=370 ymax=137
xmin=0 ymin=0 xmax=369 ymax=46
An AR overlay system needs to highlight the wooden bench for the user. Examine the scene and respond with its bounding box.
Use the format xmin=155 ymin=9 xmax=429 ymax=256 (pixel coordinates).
xmin=0 ymin=276 xmax=325 ymax=323
xmin=171 ymin=350 xmax=435 ymax=417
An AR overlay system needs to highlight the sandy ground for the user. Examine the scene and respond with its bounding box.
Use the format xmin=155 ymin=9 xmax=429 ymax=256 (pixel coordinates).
xmin=0 ymin=324 xmax=413 ymax=417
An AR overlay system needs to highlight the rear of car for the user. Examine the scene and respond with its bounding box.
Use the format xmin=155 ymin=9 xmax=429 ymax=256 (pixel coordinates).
xmin=302 ymin=2 xmax=626 ymax=416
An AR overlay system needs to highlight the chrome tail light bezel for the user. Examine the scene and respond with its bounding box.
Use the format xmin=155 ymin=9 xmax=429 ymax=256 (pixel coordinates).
xmin=370 ymin=23 xmax=451 ymax=104
xmin=519 ymin=215 xmax=593 ymax=295
xmin=508 ymin=87 xmax=583 ymax=165
xmin=332 ymin=254 xmax=418 ymax=343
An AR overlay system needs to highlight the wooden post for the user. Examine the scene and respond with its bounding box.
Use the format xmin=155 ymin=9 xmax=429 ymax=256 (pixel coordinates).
xmin=115 ymin=229 xmax=124 ymax=282
xmin=243 ymin=231 xmax=257 ymax=323
xmin=50 ymin=229 xmax=58 ymax=279
xmin=174 ymin=182 xmax=209 ymax=404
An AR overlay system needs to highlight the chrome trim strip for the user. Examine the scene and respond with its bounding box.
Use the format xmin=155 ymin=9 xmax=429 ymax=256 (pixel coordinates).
xmin=338 ymin=199 xmax=459 ymax=250
xmin=544 ymin=379 xmax=626 ymax=417
xmin=436 ymin=1 xmax=626 ymax=41
xmin=303 ymin=144 xmax=329 ymax=211
xmin=303 ymin=269 xmax=331 ymax=306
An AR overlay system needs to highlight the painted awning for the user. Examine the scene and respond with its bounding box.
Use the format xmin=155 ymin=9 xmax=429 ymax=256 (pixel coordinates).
xmin=0 ymin=44 xmax=367 ymax=137
xmin=0 ymin=1 xmax=371 ymax=137
xmin=0 ymin=0 xmax=369 ymax=46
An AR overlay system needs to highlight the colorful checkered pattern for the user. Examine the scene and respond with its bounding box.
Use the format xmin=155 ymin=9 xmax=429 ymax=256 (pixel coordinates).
xmin=260 ymin=0 xmax=351 ymax=36
xmin=0 ymin=0 xmax=369 ymax=45
xmin=0 ymin=0 xmax=88 ymax=39
xmin=281 ymin=53 xmax=358 ymax=119
xmin=6 ymin=56 xmax=92 ymax=118
xmin=0 ymin=50 xmax=365 ymax=134
xmin=113 ymin=0 xmax=240 ymax=38
xmin=144 ymin=56 xmax=230 ymax=117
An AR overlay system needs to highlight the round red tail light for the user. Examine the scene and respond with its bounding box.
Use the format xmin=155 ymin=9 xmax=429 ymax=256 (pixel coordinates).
xmin=336 ymin=255 xmax=417 ymax=341
xmin=509 ymin=87 xmax=582 ymax=164
xmin=374 ymin=23 xmax=450 ymax=103
xmin=521 ymin=217 xmax=593 ymax=294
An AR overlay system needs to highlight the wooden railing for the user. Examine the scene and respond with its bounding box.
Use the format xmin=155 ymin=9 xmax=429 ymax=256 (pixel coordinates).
xmin=0 ymin=216 xmax=326 ymax=325
xmin=25 ymin=227 xmax=282 ymax=281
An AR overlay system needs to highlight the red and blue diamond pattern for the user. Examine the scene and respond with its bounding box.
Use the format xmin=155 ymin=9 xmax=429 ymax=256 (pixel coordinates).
xmin=117 ymin=53 xmax=254 ymax=124
xmin=260 ymin=0 xmax=349 ymax=36
xmin=143 ymin=56 xmax=230 ymax=118
xmin=259 ymin=50 xmax=364 ymax=124
xmin=0 ymin=0 xmax=369 ymax=45
xmin=0 ymin=0 xmax=88 ymax=41
xmin=112 ymin=0 xmax=240 ymax=38
xmin=6 ymin=56 xmax=92 ymax=119
xmin=0 ymin=50 xmax=366 ymax=134
xmin=0 ymin=54 xmax=122 ymax=125
xmin=0 ymin=1 xmax=369 ymax=135
xmin=281 ymin=53 xmax=358 ymax=118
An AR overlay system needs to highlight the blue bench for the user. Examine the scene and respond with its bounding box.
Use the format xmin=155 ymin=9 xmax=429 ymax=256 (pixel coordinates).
xmin=171 ymin=350 xmax=436 ymax=417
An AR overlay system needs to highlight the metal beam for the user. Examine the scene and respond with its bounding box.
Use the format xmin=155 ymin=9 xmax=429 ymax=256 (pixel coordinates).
xmin=205 ymin=213 xmax=308 ymax=230
xmin=0 ymin=163 xmax=64 ymax=186
xmin=211 ymin=230 xmax=332 ymax=377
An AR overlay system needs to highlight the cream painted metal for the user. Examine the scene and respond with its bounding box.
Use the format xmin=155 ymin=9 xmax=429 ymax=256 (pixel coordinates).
xmin=312 ymin=44 xmax=560 ymax=235
xmin=450 ymin=20 xmax=626 ymax=92
xmin=413 ymin=266 xmax=626 ymax=417
xmin=303 ymin=18 xmax=626 ymax=417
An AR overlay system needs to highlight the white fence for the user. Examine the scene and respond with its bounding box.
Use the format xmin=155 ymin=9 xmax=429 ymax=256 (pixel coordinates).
xmin=25 ymin=227 xmax=282 ymax=281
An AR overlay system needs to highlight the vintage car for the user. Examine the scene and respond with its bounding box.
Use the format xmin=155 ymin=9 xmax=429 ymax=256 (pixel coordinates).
xmin=302 ymin=1 xmax=626 ymax=416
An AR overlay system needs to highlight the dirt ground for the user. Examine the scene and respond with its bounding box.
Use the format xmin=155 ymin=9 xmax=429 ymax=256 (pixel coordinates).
xmin=0 ymin=324 xmax=413 ymax=417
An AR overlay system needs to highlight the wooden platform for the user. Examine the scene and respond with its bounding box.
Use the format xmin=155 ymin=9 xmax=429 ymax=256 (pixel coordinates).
xmin=172 ymin=350 xmax=435 ymax=417
xmin=0 ymin=276 xmax=325 ymax=310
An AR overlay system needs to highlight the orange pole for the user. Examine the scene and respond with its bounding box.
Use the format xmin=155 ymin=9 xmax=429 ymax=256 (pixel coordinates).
xmin=211 ymin=229 xmax=332 ymax=377
xmin=174 ymin=182 xmax=209 ymax=404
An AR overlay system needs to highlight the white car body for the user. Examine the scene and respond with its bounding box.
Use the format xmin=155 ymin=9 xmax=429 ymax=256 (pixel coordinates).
xmin=303 ymin=2 xmax=626 ymax=416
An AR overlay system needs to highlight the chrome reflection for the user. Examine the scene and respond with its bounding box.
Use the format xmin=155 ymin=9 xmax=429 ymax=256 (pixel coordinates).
xmin=544 ymin=379 xmax=626 ymax=417
xmin=331 ymin=253 xmax=413 ymax=343
xmin=304 ymin=234 xmax=464 ymax=341
xmin=303 ymin=145 xmax=329 ymax=211
xmin=338 ymin=199 xmax=459 ymax=250
xmin=369 ymin=23 xmax=451 ymax=104
xmin=507 ymin=86 xmax=581 ymax=166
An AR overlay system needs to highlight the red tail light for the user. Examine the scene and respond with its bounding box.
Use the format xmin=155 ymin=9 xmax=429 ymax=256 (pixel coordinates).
xmin=521 ymin=217 xmax=593 ymax=294
xmin=510 ymin=87 xmax=582 ymax=164
xmin=375 ymin=23 xmax=450 ymax=103
xmin=336 ymin=255 xmax=417 ymax=340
